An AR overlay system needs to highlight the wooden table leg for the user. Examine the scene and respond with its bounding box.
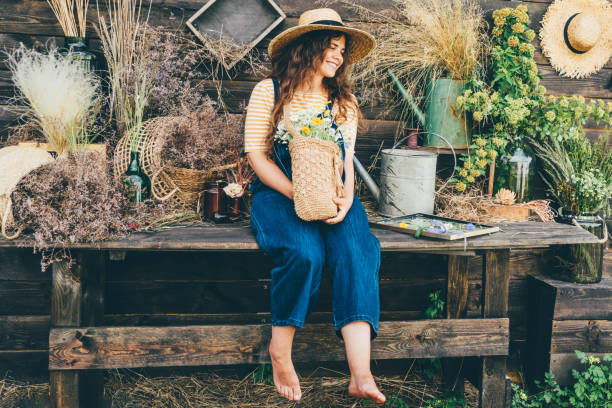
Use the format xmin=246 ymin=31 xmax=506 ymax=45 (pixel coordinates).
xmin=442 ymin=255 xmax=470 ymax=395
xmin=50 ymin=251 xmax=105 ymax=408
xmin=479 ymin=249 xmax=510 ymax=408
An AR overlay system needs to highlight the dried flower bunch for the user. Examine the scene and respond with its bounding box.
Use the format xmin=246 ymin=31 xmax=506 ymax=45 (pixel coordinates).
xmin=340 ymin=0 xmax=489 ymax=102
xmin=11 ymin=153 xmax=130 ymax=262
xmin=160 ymin=97 xmax=245 ymax=170
xmin=97 ymin=0 xmax=155 ymax=151
xmin=6 ymin=45 xmax=101 ymax=155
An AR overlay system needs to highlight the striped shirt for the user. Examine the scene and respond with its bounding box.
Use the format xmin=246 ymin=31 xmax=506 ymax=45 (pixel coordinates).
xmin=244 ymin=78 xmax=358 ymax=153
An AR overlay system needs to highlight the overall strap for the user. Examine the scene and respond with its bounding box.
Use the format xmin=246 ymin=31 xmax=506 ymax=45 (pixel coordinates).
xmin=271 ymin=78 xmax=279 ymax=102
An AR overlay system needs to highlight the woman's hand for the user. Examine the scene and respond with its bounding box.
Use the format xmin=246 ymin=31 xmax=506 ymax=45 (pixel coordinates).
xmin=325 ymin=194 xmax=353 ymax=224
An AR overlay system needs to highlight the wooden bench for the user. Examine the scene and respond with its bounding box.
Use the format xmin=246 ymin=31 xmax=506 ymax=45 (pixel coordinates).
xmin=0 ymin=221 xmax=599 ymax=408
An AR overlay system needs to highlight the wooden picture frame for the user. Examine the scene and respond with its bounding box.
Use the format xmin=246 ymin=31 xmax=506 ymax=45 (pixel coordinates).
xmin=186 ymin=0 xmax=286 ymax=70
xmin=369 ymin=213 xmax=500 ymax=241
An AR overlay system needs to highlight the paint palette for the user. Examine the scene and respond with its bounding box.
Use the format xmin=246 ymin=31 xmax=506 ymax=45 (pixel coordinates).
xmin=369 ymin=213 xmax=499 ymax=240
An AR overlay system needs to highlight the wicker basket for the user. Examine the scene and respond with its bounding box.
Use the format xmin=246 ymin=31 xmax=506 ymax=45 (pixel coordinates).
xmin=283 ymin=106 xmax=344 ymax=221
xmin=113 ymin=116 xmax=236 ymax=209
xmin=165 ymin=163 xmax=237 ymax=208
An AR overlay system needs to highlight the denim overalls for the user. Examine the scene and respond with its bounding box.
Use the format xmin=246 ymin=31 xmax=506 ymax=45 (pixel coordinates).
xmin=249 ymin=79 xmax=381 ymax=339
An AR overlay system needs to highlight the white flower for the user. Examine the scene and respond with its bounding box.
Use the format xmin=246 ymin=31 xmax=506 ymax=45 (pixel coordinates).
xmin=223 ymin=183 xmax=243 ymax=198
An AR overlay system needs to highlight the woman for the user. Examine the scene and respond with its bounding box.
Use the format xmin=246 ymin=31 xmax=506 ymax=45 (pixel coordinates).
xmin=245 ymin=8 xmax=385 ymax=404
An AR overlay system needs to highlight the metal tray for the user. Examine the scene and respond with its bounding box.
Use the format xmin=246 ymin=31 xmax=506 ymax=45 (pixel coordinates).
xmin=369 ymin=213 xmax=500 ymax=240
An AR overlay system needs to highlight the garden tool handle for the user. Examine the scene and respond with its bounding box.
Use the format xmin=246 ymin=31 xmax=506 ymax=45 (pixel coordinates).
xmin=391 ymin=131 xmax=457 ymax=194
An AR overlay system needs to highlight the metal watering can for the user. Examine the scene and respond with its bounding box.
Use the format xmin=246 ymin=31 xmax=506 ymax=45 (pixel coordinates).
xmin=388 ymin=70 xmax=470 ymax=149
xmin=353 ymin=132 xmax=456 ymax=217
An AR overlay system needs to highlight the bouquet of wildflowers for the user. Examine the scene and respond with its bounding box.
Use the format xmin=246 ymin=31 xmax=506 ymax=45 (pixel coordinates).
xmin=274 ymin=103 xmax=342 ymax=146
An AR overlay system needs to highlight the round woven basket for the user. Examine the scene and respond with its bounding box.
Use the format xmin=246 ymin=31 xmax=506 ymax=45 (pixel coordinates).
xmin=165 ymin=163 xmax=236 ymax=207
xmin=113 ymin=116 xmax=237 ymax=209
xmin=0 ymin=146 xmax=54 ymax=240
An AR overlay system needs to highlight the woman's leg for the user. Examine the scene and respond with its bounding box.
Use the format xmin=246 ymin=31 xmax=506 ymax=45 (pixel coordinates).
xmin=323 ymin=197 xmax=384 ymax=403
xmin=250 ymin=189 xmax=325 ymax=401
xmin=342 ymin=321 xmax=386 ymax=403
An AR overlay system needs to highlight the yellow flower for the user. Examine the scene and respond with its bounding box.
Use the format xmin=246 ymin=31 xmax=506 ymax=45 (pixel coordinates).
xmin=475 ymin=138 xmax=487 ymax=147
xmin=476 ymin=159 xmax=488 ymax=168
xmin=520 ymin=391 xmax=527 ymax=401
xmin=512 ymin=23 xmax=525 ymax=34
xmin=494 ymin=123 xmax=503 ymax=131
xmin=494 ymin=16 xmax=506 ymax=27
xmin=517 ymin=5 xmax=528 ymax=13
xmin=455 ymin=182 xmax=467 ymax=192
xmin=464 ymin=90 xmax=472 ymax=97
xmin=500 ymin=8 xmax=511 ymax=18
xmin=507 ymin=36 xmax=519 ymax=47
xmin=559 ymin=98 xmax=569 ymax=108
xmin=312 ymin=117 xmax=323 ymax=125
xmin=607 ymin=102 xmax=612 ymax=112
xmin=588 ymin=356 xmax=601 ymax=365
xmin=519 ymin=43 xmax=529 ymax=53
xmin=476 ymin=148 xmax=487 ymax=158
xmin=464 ymin=161 xmax=473 ymax=169
xmin=488 ymin=149 xmax=498 ymax=159
xmin=466 ymin=175 xmax=475 ymax=183
xmin=471 ymin=169 xmax=481 ymax=177
xmin=473 ymin=111 xmax=484 ymax=122
xmin=301 ymin=126 xmax=311 ymax=135
xmin=399 ymin=222 xmax=408 ymax=228
xmin=460 ymin=169 xmax=468 ymax=178
xmin=516 ymin=12 xmax=529 ymax=24
xmin=526 ymin=29 xmax=536 ymax=42
xmin=456 ymin=95 xmax=464 ymax=108
xmin=492 ymin=27 xmax=503 ymax=37
xmin=324 ymin=109 xmax=331 ymax=117
xmin=545 ymin=111 xmax=556 ymax=122
xmin=492 ymin=137 xmax=504 ymax=147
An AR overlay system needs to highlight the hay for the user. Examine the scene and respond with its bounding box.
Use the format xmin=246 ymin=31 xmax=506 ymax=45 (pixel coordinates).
xmin=435 ymin=181 xmax=555 ymax=223
xmin=1 ymin=365 xmax=480 ymax=407
xmin=105 ymin=367 xmax=445 ymax=408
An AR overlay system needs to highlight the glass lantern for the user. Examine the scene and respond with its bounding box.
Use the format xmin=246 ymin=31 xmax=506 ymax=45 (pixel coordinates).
xmin=508 ymin=148 xmax=533 ymax=203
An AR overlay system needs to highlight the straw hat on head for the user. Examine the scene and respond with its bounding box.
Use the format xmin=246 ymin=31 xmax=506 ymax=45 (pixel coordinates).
xmin=268 ymin=8 xmax=376 ymax=63
xmin=540 ymin=0 xmax=612 ymax=79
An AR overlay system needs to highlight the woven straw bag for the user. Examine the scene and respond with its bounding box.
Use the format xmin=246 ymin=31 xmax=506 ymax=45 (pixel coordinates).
xmin=284 ymin=106 xmax=344 ymax=221
xmin=113 ymin=116 xmax=237 ymax=209
xmin=0 ymin=146 xmax=54 ymax=240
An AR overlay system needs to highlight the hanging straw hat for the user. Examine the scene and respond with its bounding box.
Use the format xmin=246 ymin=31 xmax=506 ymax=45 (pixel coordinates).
xmin=540 ymin=0 xmax=612 ymax=79
xmin=268 ymin=8 xmax=376 ymax=63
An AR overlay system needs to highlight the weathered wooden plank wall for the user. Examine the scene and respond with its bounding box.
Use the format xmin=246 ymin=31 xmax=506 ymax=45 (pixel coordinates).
xmin=0 ymin=0 xmax=610 ymax=165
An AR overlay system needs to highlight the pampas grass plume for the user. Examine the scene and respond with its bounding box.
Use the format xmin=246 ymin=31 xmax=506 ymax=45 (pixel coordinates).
xmin=7 ymin=45 xmax=100 ymax=155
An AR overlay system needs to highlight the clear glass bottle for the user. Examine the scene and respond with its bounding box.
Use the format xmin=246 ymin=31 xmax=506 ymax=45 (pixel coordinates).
xmin=508 ymin=148 xmax=533 ymax=203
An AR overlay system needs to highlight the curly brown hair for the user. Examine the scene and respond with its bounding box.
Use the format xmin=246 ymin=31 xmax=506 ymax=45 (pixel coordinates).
xmin=265 ymin=30 xmax=361 ymax=151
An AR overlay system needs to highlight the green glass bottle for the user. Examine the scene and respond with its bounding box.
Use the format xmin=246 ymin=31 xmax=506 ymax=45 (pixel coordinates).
xmin=123 ymin=151 xmax=149 ymax=203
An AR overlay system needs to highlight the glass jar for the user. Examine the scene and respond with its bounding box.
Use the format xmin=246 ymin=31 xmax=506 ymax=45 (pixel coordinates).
xmin=59 ymin=37 xmax=96 ymax=72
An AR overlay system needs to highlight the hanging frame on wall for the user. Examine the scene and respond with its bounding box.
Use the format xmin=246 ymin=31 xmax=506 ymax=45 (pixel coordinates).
xmin=186 ymin=0 xmax=286 ymax=70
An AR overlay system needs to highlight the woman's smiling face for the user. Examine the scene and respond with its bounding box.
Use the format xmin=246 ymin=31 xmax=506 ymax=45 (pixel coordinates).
xmin=316 ymin=35 xmax=346 ymax=78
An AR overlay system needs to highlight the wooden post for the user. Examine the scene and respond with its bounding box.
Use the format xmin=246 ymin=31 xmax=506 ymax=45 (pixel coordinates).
xmin=50 ymin=251 xmax=105 ymax=408
xmin=479 ymin=249 xmax=510 ymax=408
xmin=443 ymin=255 xmax=470 ymax=395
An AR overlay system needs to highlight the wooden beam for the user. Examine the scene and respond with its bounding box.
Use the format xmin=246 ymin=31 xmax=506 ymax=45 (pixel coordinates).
xmin=49 ymin=319 xmax=509 ymax=370
xmin=49 ymin=251 xmax=106 ymax=408
xmin=551 ymin=320 xmax=612 ymax=354
xmin=479 ymin=249 xmax=511 ymax=408
xmin=443 ymin=255 xmax=471 ymax=395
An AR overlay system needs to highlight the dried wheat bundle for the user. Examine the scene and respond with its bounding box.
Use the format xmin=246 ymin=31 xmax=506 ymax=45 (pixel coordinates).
xmin=47 ymin=0 xmax=89 ymax=37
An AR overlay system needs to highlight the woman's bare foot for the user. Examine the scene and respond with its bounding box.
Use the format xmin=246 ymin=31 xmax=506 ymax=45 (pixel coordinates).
xmin=349 ymin=373 xmax=386 ymax=404
xmin=269 ymin=344 xmax=302 ymax=401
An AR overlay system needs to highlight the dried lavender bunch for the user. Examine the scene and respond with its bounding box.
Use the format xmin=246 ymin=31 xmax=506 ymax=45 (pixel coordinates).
xmin=145 ymin=26 xmax=214 ymax=117
xmin=11 ymin=152 xmax=131 ymax=260
xmin=160 ymin=98 xmax=245 ymax=170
